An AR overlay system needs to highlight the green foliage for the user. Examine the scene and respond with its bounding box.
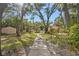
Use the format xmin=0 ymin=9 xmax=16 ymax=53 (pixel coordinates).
xmin=21 ymin=32 xmax=36 ymax=46
xmin=2 ymin=32 xmax=36 ymax=50
xmin=69 ymin=24 xmax=78 ymax=33
xmin=68 ymin=24 xmax=79 ymax=51
xmin=49 ymin=28 xmax=57 ymax=35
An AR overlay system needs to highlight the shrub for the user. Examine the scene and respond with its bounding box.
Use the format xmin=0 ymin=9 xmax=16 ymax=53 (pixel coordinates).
xmin=68 ymin=24 xmax=79 ymax=52
xmin=49 ymin=28 xmax=57 ymax=34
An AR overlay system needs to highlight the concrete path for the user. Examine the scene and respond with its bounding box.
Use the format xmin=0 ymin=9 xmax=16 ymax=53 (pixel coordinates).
xmin=28 ymin=34 xmax=51 ymax=56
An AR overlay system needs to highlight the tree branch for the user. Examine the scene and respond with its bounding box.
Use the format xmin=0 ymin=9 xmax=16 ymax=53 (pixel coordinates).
xmin=46 ymin=4 xmax=58 ymax=26
xmin=34 ymin=4 xmax=46 ymax=26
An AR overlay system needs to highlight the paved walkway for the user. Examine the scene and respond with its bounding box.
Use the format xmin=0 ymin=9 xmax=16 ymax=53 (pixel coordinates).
xmin=28 ymin=34 xmax=51 ymax=56
xmin=2 ymin=34 xmax=75 ymax=56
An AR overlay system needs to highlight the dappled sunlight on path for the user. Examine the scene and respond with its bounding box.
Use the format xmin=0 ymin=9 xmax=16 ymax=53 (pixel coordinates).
xmin=28 ymin=34 xmax=51 ymax=56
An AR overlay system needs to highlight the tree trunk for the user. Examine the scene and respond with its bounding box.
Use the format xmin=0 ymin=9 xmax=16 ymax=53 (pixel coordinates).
xmin=16 ymin=25 xmax=21 ymax=37
xmin=62 ymin=3 xmax=70 ymax=28
xmin=16 ymin=17 xmax=21 ymax=37
xmin=0 ymin=21 xmax=2 ymax=56
xmin=0 ymin=9 xmax=2 ymax=56
xmin=0 ymin=3 xmax=8 ymax=56
xmin=76 ymin=3 xmax=79 ymax=30
xmin=45 ymin=26 xmax=49 ymax=33
xmin=0 ymin=14 xmax=2 ymax=56
xmin=20 ymin=15 xmax=24 ymax=32
xmin=77 ymin=4 xmax=79 ymax=24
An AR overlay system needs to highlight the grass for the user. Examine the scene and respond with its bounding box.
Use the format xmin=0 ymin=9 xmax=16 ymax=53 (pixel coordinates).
xmin=41 ymin=32 xmax=77 ymax=55
xmin=41 ymin=33 xmax=69 ymax=48
xmin=1 ymin=32 xmax=36 ymax=50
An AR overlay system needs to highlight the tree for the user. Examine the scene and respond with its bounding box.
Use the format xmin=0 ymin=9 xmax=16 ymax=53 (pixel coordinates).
xmin=31 ymin=3 xmax=58 ymax=33
xmin=5 ymin=3 xmax=22 ymax=36
xmin=12 ymin=4 xmax=21 ymax=36
xmin=58 ymin=3 xmax=71 ymax=28
xmin=68 ymin=4 xmax=77 ymax=26
xmin=0 ymin=3 xmax=8 ymax=56
xmin=20 ymin=3 xmax=29 ymax=31
xmin=62 ymin=3 xmax=70 ymax=28
xmin=77 ymin=3 xmax=79 ymax=24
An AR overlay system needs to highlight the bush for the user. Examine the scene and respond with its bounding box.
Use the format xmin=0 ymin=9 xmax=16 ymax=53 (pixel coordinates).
xmin=49 ymin=28 xmax=57 ymax=34
xmin=68 ymin=24 xmax=79 ymax=52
